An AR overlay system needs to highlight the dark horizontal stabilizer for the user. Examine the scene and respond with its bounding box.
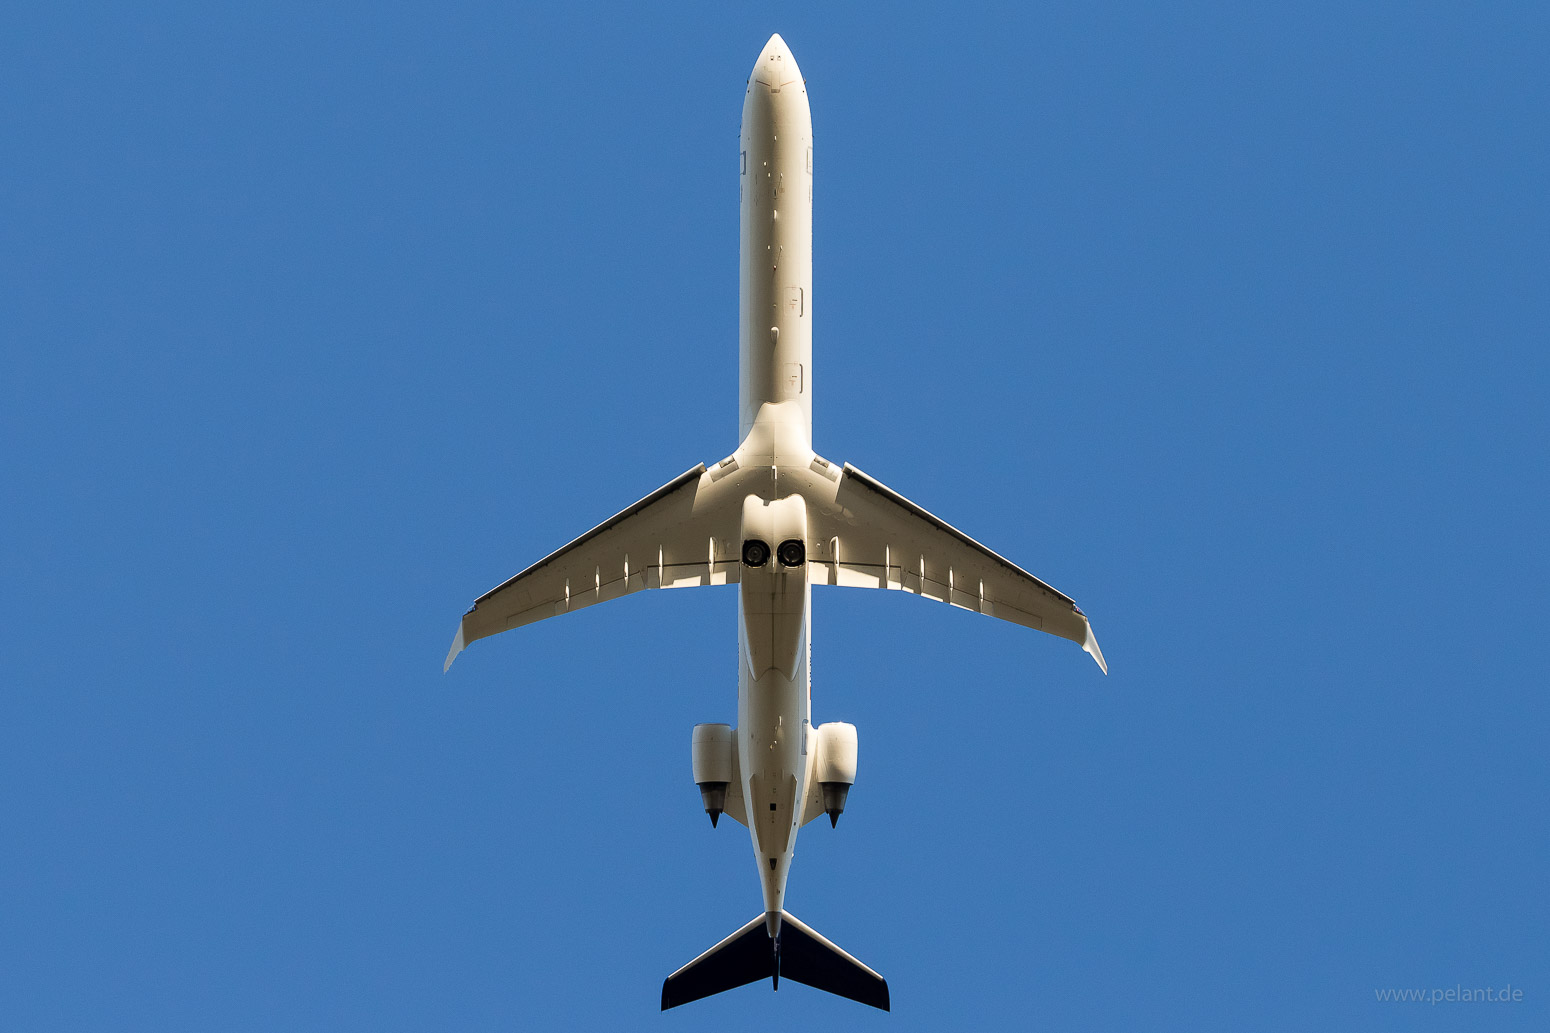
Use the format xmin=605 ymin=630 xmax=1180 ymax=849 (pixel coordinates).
xmin=661 ymin=915 xmax=772 ymax=1010
xmin=661 ymin=911 xmax=888 ymax=1011
xmin=779 ymin=911 xmax=890 ymax=1010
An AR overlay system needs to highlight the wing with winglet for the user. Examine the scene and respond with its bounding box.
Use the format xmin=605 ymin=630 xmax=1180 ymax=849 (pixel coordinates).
xmin=808 ymin=462 xmax=1107 ymax=673
xmin=445 ymin=463 xmax=745 ymax=670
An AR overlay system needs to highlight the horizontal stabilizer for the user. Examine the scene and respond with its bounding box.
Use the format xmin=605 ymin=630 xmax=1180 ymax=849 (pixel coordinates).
xmin=779 ymin=911 xmax=890 ymax=1010
xmin=660 ymin=914 xmax=771 ymax=1009
xmin=661 ymin=911 xmax=888 ymax=1011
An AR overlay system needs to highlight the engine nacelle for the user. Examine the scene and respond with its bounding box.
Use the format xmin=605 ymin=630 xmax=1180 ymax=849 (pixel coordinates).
xmin=691 ymin=723 xmax=735 ymax=827
xmin=812 ymin=721 xmax=857 ymax=827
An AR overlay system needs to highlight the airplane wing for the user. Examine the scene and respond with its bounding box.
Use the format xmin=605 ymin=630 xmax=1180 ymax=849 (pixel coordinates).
xmin=444 ymin=463 xmax=743 ymax=670
xmin=808 ymin=462 xmax=1107 ymax=673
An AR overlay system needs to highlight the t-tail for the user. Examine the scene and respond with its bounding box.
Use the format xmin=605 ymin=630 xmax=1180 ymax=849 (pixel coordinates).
xmin=661 ymin=911 xmax=889 ymax=1011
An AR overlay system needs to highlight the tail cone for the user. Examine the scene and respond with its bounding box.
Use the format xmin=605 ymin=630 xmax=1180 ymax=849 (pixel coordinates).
xmin=769 ymin=920 xmax=782 ymax=990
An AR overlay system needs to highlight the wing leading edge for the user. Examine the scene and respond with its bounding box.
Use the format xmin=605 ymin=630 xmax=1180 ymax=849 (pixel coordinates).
xmin=807 ymin=462 xmax=1107 ymax=673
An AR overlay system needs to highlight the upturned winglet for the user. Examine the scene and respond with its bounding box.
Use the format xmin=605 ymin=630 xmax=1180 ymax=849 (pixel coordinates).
xmin=1083 ymin=622 xmax=1108 ymax=675
xmin=443 ymin=621 xmax=466 ymax=673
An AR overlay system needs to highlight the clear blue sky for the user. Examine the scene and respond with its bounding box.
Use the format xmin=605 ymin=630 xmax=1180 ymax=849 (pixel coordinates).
xmin=4 ymin=2 xmax=1546 ymax=1030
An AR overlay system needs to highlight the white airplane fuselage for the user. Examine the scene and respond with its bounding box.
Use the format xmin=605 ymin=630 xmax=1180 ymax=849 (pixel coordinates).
xmin=736 ymin=35 xmax=816 ymax=926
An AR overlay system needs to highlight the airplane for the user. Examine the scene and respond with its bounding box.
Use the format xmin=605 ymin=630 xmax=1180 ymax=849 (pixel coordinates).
xmin=443 ymin=33 xmax=1106 ymax=1012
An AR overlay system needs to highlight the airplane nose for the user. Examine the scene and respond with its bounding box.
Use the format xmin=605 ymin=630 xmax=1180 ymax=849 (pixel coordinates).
xmin=751 ymin=33 xmax=803 ymax=92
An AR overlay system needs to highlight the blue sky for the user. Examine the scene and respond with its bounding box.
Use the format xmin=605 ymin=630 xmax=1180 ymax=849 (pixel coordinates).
xmin=3 ymin=2 xmax=1546 ymax=1030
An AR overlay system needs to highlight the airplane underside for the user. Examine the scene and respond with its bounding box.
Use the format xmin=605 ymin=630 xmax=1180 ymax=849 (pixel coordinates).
xmin=444 ymin=34 xmax=1105 ymax=1012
